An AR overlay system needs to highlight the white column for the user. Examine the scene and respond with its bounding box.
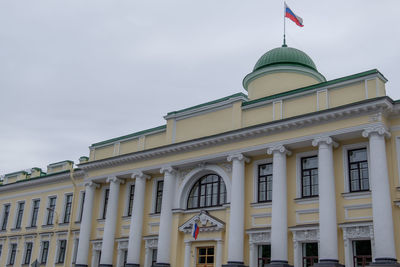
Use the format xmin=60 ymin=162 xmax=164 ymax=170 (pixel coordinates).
xmin=312 ymin=137 xmax=339 ymax=264
xmin=267 ymin=145 xmax=291 ymax=264
xmin=342 ymin=231 xmax=352 ymax=267
xmin=216 ymin=240 xmax=223 ymax=267
xmin=249 ymin=243 xmax=256 ymax=267
xmin=76 ymin=181 xmax=99 ymax=267
xmin=184 ymin=242 xmax=191 ymax=267
xmin=362 ymin=126 xmax=398 ymax=264
xmin=126 ymin=171 xmax=150 ymax=266
xmin=155 ymin=166 xmax=177 ymax=266
xmin=226 ymin=153 xmax=248 ymax=265
xmin=144 ymin=246 xmax=151 ymax=267
xmin=100 ymin=176 xmax=124 ymax=266
xmin=293 ymin=241 xmax=301 ymax=267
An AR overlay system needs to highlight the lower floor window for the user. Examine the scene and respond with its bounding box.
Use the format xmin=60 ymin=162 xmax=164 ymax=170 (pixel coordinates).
xmin=24 ymin=242 xmax=33 ymax=264
xmin=302 ymin=243 xmax=318 ymax=267
xmin=258 ymin=245 xmax=271 ymax=267
xmin=353 ymin=240 xmax=372 ymax=267
xmin=197 ymin=246 xmax=214 ymax=266
xmin=57 ymin=240 xmax=67 ymax=263
xmin=41 ymin=241 xmax=49 ymax=264
xmin=9 ymin=243 xmax=17 ymax=265
xmin=152 ymin=249 xmax=158 ymax=265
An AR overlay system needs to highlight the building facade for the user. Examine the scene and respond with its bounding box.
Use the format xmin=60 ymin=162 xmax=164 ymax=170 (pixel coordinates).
xmin=1 ymin=44 xmax=400 ymax=267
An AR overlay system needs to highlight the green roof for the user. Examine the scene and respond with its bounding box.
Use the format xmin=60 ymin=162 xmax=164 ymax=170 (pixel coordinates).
xmin=253 ymin=46 xmax=317 ymax=72
xmin=0 ymin=169 xmax=75 ymax=187
xmin=91 ymin=125 xmax=167 ymax=147
xmin=243 ymin=69 xmax=384 ymax=107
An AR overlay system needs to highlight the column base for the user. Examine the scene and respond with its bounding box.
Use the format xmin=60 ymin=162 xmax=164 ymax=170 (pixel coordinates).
xmin=75 ymin=265 xmax=88 ymax=267
xmin=222 ymin=261 xmax=248 ymax=267
xmin=125 ymin=264 xmax=140 ymax=267
xmin=152 ymin=263 xmax=170 ymax=267
xmin=314 ymin=259 xmax=344 ymax=267
xmin=369 ymin=258 xmax=400 ymax=267
xmin=264 ymin=260 xmax=293 ymax=267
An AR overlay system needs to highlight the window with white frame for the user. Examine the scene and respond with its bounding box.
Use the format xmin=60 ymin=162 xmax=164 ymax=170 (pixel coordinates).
xmin=101 ymin=188 xmax=110 ymax=219
xmin=63 ymin=193 xmax=73 ymax=223
xmin=1 ymin=204 xmax=10 ymax=230
xmin=15 ymin=201 xmax=25 ymax=229
xmin=72 ymin=238 xmax=79 ymax=264
xmin=46 ymin=196 xmax=57 ymax=225
xmin=57 ymin=239 xmax=67 ymax=263
xmin=343 ymin=143 xmax=370 ymax=193
xmin=301 ymin=156 xmax=319 ymax=198
xmin=302 ymin=243 xmax=318 ymax=267
xmin=258 ymin=163 xmax=273 ymax=202
xmin=348 ymin=148 xmax=369 ymax=192
xmin=40 ymin=240 xmax=50 ymax=264
xmin=353 ymin=240 xmax=372 ymax=267
xmin=30 ymin=199 xmax=40 ymax=227
xmin=187 ymin=174 xmax=227 ymax=209
xmin=154 ymin=180 xmax=163 ymax=213
xmin=127 ymin=184 xmax=135 ymax=216
xmin=23 ymin=242 xmax=33 ymax=264
xmin=77 ymin=191 xmax=85 ymax=222
xmin=257 ymin=245 xmax=271 ymax=267
xmin=152 ymin=249 xmax=158 ymax=266
xmin=8 ymin=243 xmax=17 ymax=265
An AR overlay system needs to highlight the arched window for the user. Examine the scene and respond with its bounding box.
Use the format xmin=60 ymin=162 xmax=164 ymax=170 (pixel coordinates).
xmin=187 ymin=174 xmax=227 ymax=209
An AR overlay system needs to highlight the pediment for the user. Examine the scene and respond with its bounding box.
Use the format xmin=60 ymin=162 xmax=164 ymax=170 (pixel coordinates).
xmin=178 ymin=210 xmax=225 ymax=233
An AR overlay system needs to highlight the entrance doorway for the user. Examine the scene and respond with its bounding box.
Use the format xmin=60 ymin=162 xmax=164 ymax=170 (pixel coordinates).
xmin=197 ymin=246 xmax=214 ymax=267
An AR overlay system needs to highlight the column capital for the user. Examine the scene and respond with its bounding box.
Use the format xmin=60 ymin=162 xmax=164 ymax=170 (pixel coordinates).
xmin=227 ymin=153 xmax=250 ymax=163
xmin=131 ymin=171 xmax=151 ymax=180
xmin=362 ymin=126 xmax=391 ymax=139
xmin=84 ymin=181 xmax=100 ymax=189
xmin=106 ymin=176 xmax=124 ymax=184
xmin=160 ymin=166 xmax=177 ymax=175
xmin=312 ymin=136 xmax=338 ymax=148
xmin=267 ymin=145 xmax=291 ymax=156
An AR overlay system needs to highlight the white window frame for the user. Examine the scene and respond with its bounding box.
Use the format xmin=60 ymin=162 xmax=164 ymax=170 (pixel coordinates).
xmin=55 ymin=237 xmax=67 ymax=264
xmin=0 ymin=203 xmax=11 ymax=231
xmin=13 ymin=200 xmax=25 ymax=229
xmin=75 ymin=190 xmax=85 ymax=223
xmin=61 ymin=192 xmax=73 ymax=223
xmin=39 ymin=239 xmax=51 ymax=264
xmin=71 ymin=235 xmax=79 ymax=264
xmin=45 ymin=195 xmax=58 ymax=225
xmin=342 ymin=142 xmax=370 ymax=193
xmin=23 ymin=241 xmax=33 ymax=265
xmin=99 ymin=185 xmax=110 ymax=220
xmin=124 ymin=181 xmax=135 ymax=216
xmin=7 ymin=242 xmax=17 ymax=266
xmin=252 ymin=158 xmax=273 ymax=204
xmin=28 ymin=198 xmax=41 ymax=227
xmin=151 ymin=177 xmax=163 ymax=214
xmin=296 ymin=150 xmax=318 ymax=199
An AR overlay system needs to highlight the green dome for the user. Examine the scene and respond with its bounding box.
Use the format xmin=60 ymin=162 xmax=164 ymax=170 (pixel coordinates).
xmin=253 ymin=45 xmax=317 ymax=72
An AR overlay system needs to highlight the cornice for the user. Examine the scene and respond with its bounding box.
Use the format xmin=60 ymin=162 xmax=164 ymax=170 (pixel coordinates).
xmin=0 ymin=170 xmax=84 ymax=192
xmin=78 ymin=97 xmax=393 ymax=172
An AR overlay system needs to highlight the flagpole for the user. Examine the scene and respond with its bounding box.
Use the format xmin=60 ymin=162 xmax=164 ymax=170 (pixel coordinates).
xmin=283 ymin=1 xmax=287 ymax=47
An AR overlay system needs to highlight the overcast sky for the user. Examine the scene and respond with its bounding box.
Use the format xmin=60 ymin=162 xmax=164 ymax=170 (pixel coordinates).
xmin=1 ymin=0 xmax=399 ymax=175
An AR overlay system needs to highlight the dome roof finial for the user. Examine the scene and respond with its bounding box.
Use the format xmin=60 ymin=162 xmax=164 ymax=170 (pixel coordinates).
xmin=282 ymin=34 xmax=287 ymax=47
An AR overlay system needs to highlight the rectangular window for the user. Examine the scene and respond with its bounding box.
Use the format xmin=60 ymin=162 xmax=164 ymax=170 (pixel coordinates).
xmin=72 ymin=238 xmax=79 ymax=264
xmin=78 ymin=191 xmax=85 ymax=222
xmin=155 ymin=181 xmax=164 ymax=213
xmin=302 ymin=243 xmax=318 ymax=267
xmin=63 ymin=194 xmax=73 ymax=223
xmin=258 ymin=163 xmax=273 ymax=202
xmin=128 ymin=184 xmax=135 ymax=216
xmin=40 ymin=241 xmax=49 ymax=264
xmin=30 ymin=199 xmax=40 ymax=227
xmin=348 ymin=148 xmax=369 ymax=192
xmin=301 ymin=156 xmax=319 ymax=197
xmin=353 ymin=240 xmax=372 ymax=267
xmin=57 ymin=240 xmax=67 ymax=263
xmin=102 ymin=189 xmax=110 ymax=219
xmin=257 ymin=245 xmax=271 ymax=267
xmin=24 ymin=242 xmax=33 ymax=264
xmin=0 ymin=244 xmax=2 ymax=259
xmin=46 ymin=196 xmax=57 ymax=225
xmin=152 ymin=249 xmax=158 ymax=265
xmin=15 ymin=201 xmax=25 ymax=229
xmin=1 ymin=204 xmax=10 ymax=230
xmin=8 ymin=243 xmax=17 ymax=265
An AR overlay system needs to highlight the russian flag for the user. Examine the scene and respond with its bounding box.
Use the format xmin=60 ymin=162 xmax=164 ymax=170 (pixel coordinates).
xmin=192 ymin=222 xmax=199 ymax=240
xmin=285 ymin=3 xmax=304 ymax=27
